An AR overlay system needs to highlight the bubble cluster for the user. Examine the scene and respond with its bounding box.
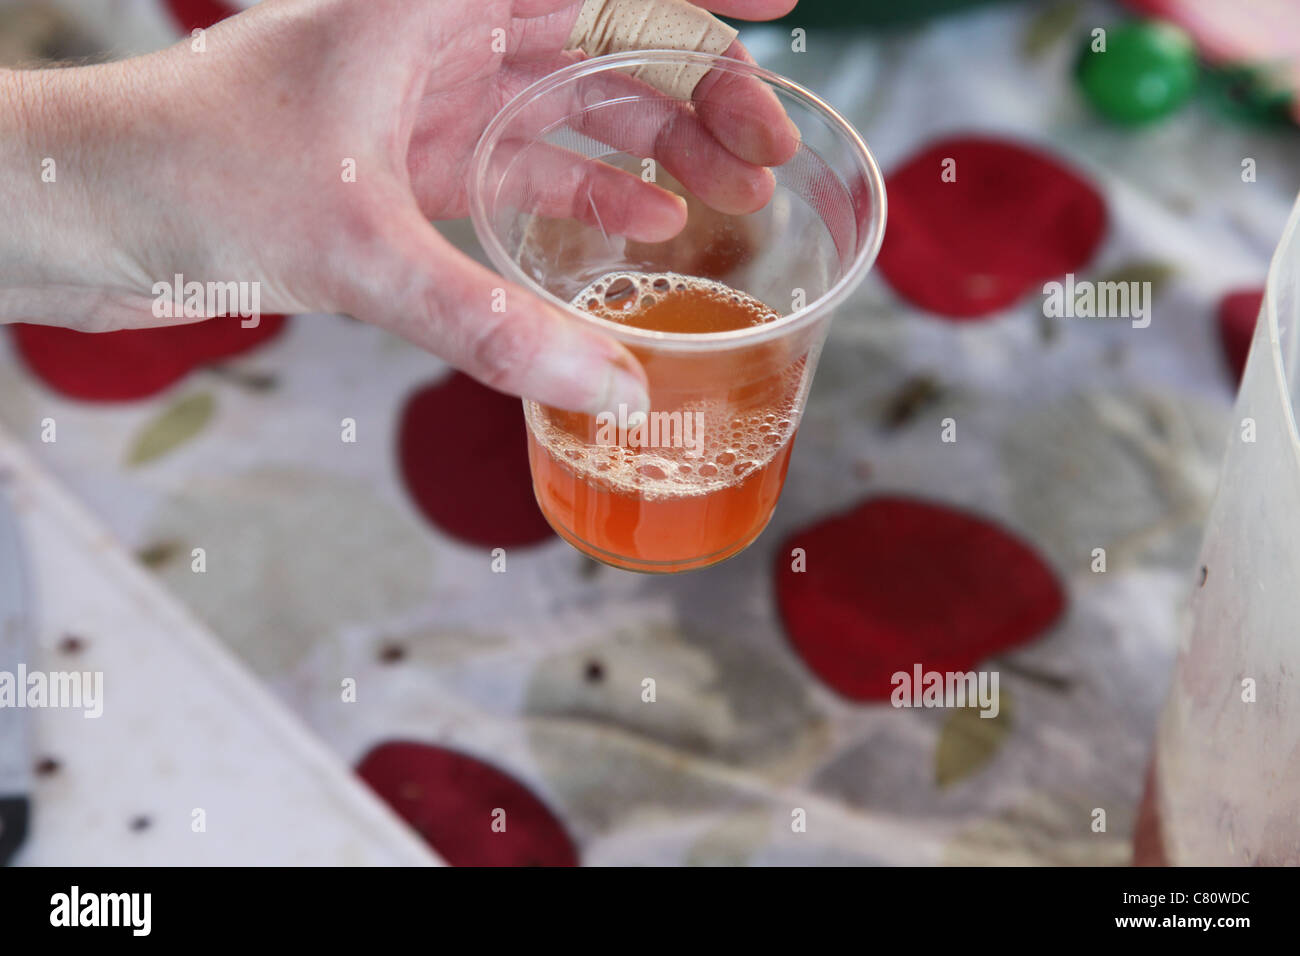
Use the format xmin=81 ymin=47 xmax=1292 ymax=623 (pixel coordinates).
xmin=573 ymin=271 xmax=781 ymax=331
xmin=525 ymin=272 xmax=802 ymax=501
xmin=528 ymin=395 xmax=800 ymax=500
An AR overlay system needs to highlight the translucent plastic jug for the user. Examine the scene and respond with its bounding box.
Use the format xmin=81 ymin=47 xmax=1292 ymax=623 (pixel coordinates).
xmin=1137 ymin=192 xmax=1300 ymax=865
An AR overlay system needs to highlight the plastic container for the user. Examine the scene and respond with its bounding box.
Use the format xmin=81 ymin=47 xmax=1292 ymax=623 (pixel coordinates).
xmin=469 ymin=51 xmax=885 ymax=572
xmin=1137 ymin=192 xmax=1300 ymax=865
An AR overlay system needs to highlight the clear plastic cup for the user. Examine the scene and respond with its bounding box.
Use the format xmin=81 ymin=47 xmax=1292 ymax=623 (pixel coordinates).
xmin=470 ymin=51 xmax=886 ymax=572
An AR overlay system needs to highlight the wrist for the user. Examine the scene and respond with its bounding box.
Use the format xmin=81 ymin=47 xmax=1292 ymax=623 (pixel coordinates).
xmin=0 ymin=57 xmax=181 ymax=327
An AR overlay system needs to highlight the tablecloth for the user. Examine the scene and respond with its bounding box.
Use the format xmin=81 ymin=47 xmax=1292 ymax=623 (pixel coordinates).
xmin=4 ymin=0 xmax=1300 ymax=865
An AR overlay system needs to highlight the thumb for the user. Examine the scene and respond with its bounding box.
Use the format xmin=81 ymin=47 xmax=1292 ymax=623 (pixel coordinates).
xmin=345 ymin=209 xmax=649 ymax=415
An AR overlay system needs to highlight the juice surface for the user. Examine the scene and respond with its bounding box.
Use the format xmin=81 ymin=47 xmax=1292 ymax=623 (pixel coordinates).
xmin=573 ymin=272 xmax=778 ymax=333
xmin=526 ymin=272 xmax=804 ymax=573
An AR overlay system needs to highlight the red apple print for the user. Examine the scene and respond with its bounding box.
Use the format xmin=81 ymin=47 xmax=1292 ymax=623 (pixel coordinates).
xmin=164 ymin=0 xmax=239 ymax=33
xmin=877 ymin=136 xmax=1108 ymax=319
xmin=397 ymin=372 xmax=554 ymax=548
xmin=357 ymin=741 xmax=578 ymax=867
xmin=775 ymin=496 xmax=1065 ymax=701
xmin=9 ymin=315 xmax=287 ymax=402
xmin=1216 ymin=288 xmax=1263 ymax=387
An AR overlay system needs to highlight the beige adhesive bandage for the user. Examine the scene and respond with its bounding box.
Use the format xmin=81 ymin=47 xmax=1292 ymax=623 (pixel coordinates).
xmin=565 ymin=0 xmax=739 ymax=99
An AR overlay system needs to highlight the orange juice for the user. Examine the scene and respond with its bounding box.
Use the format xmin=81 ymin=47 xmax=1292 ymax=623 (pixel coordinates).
xmin=525 ymin=272 xmax=805 ymax=572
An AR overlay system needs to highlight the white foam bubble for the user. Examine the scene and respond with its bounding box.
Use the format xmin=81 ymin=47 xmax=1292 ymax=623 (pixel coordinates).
xmin=525 ymin=272 xmax=803 ymax=500
xmin=574 ymin=270 xmax=780 ymax=326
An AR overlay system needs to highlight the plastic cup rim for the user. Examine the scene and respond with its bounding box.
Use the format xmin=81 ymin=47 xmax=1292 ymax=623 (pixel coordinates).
xmin=468 ymin=49 xmax=888 ymax=352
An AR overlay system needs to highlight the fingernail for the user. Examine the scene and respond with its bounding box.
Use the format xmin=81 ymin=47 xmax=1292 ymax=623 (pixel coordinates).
xmin=529 ymin=310 xmax=650 ymax=415
xmin=595 ymin=365 xmax=651 ymax=418
xmin=784 ymin=109 xmax=802 ymax=143
xmin=781 ymin=113 xmax=803 ymax=157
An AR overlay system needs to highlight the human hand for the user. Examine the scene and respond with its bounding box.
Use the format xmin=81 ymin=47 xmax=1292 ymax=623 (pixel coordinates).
xmin=0 ymin=0 xmax=797 ymax=412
